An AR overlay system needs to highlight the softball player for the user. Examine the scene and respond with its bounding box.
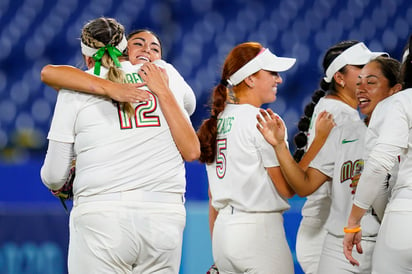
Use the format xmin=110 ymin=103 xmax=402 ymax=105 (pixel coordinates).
xmin=198 ymin=42 xmax=296 ymax=273
xmin=41 ymin=17 xmax=199 ymax=273
xmin=344 ymin=40 xmax=412 ymax=272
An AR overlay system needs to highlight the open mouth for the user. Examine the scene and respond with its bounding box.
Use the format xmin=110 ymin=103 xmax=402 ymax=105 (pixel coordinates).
xmin=137 ymin=56 xmax=150 ymax=62
xmin=358 ymin=97 xmax=370 ymax=107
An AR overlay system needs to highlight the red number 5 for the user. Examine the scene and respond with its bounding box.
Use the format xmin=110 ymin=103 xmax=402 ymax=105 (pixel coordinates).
xmin=216 ymin=139 xmax=227 ymax=178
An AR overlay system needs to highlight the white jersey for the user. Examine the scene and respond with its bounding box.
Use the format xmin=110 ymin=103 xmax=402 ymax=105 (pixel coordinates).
xmin=206 ymin=104 xmax=290 ymax=212
xmin=310 ymin=98 xmax=380 ymax=236
xmin=47 ymin=61 xmax=193 ymax=197
xmin=301 ymin=97 xmax=360 ymax=221
xmin=372 ymin=90 xmax=412 ymax=199
xmin=364 ymin=96 xmax=399 ymax=197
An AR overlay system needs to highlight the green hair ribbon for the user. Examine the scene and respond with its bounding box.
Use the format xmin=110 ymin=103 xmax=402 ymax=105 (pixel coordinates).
xmin=92 ymin=44 xmax=122 ymax=75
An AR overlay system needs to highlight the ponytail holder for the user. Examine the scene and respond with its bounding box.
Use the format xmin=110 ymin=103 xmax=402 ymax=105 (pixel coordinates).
xmin=220 ymin=78 xmax=233 ymax=88
xmin=92 ymin=44 xmax=122 ymax=75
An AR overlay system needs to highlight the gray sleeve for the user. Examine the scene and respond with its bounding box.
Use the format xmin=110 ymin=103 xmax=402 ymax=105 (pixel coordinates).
xmin=354 ymin=143 xmax=401 ymax=211
xmin=40 ymin=140 xmax=74 ymax=191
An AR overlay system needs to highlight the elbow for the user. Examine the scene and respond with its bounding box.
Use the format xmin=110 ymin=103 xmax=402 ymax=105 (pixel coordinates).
xmin=181 ymin=140 xmax=201 ymax=162
xmin=40 ymin=166 xmax=64 ymax=191
xmin=282 ymin=186 xmax=296 ymax=199
xmin=284 ymin=192 xmax=295 ymax=199
xmin=296 ymin=192 xmax=307 ymax=198
xmin=40 ymin=65 xmax=53 ymax=84
xmin=295 ymin=189 xmax=312 ymax=198
xmin=182 ymin=147 xmax=201 ymax=162
xmin=40 ymin=65 xmax=61 ymax=91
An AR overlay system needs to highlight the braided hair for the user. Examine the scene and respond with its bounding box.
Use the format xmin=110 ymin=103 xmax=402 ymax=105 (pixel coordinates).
xmin=81 ymin=17 xmax=134 ymax=117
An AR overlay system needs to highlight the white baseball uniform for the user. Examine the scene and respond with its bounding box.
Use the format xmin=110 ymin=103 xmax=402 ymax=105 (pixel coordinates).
xmin=41 ymin=61 xmax=195 ymax=273
xmin=206 ymin=104 xmax=294 ymax=274
xmin=354 ymin=89 xmax=412 ymax=273
xmin=305 ymin=97 xmax=380 ymax=273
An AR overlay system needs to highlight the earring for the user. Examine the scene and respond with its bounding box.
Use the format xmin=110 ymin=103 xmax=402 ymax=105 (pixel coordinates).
xmin=340 ymin=82 xmax=345 ymax=88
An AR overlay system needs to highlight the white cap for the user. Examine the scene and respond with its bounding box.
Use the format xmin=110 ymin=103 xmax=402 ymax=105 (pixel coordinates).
xmin=324 ymin=42 xmax=388 ymax=83
xmin=228 ymin=48 xmax=296 ymax=86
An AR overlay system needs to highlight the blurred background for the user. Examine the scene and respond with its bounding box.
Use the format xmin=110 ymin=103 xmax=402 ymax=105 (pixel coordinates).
xmin=0 ymin=0 xmax=411 ymax=273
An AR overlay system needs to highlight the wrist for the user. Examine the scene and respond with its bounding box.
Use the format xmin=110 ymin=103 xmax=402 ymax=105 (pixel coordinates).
xmin=273 ymin=140 xmax=287 ymax=150
xmin=347 ymin=217 xmax=361 ymax=228
xmin=343 ymin=225 xmax=361 ymax=233
xmin=102 ymin=81 xmax=116 ymax=98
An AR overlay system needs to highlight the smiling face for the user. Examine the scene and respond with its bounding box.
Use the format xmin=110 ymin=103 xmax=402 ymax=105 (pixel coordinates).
xmin=356 ymin=61 xmax=394 ymax=118
xmin=127 ymin=31 xmax=162 ymax=64
xmin=252 ymin=70 xmax=283 ymax=106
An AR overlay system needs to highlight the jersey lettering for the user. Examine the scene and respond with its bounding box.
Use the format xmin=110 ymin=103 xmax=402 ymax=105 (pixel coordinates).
xmin=217 ymin=117 xmax=234 ymax=134
xmin=340 ymin=159 xmax=363 ymax=183
xmin=216 ymin=139 xmax=227 ymax=178
xmin=125 ymin=72 xmax=142 ymax=84
xmin=117 ymin=71 xmax=161 ymax=129
xmin=117 ymin=94 xmax=160 ymax=129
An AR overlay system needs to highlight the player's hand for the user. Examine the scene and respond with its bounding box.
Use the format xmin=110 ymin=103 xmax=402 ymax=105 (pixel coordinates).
xmin=138 ymin=62 xmax=170 ymax=98
xmin=343 ymin=229 xmax=363 ymax=266
xmin=315 ymin=110 xmax=335 ymax=141
xmin=107 ymin=82 xmax=152 ymax=103
xmin=256 ymin=108 xmax=286 ymax=147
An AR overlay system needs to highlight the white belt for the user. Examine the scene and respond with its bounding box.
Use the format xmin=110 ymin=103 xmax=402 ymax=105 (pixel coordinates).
xmin=74 ymin=189 xmax=185 ymax=206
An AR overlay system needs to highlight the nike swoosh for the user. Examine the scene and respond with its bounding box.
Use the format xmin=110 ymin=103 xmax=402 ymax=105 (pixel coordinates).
xmin=342 ymin=139 xmax=358 ymax=144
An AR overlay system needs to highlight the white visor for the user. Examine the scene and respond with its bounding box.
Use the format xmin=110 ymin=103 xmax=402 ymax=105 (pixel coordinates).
xmin=80 ymin=35 xmax=128 ymax=57
xmin=324 ymin=42 xmax=388 ymax=83
xmin=228 ymin=48 xmax=296 ymax=86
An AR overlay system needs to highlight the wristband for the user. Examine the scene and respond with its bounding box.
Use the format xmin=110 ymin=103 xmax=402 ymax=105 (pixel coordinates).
xmin=343 ymin=226 xmax=362 ymax=233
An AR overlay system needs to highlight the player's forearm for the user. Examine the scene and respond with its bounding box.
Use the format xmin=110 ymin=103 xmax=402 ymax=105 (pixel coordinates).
xmin=347 ymin=204 xmax=367 ymax=228
xmin=298 ymin=137 xmax=326 ymax=171
xmin=41 ymin=64 xmax=115 ymax=96
xmin=354 ymin=145 xmax=398 ymax=209
xmin=275 ymin=180 xmax=295 ymax=199
xmin=40 ymin=140 xmax=74 ymax=191
xmin=273 ymin=141 xmax=317 ymax=197
xmin=157 ymin=90 xmax=200 ymax=162
xmin=267 ymin=167 xmax=295 ymax=198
